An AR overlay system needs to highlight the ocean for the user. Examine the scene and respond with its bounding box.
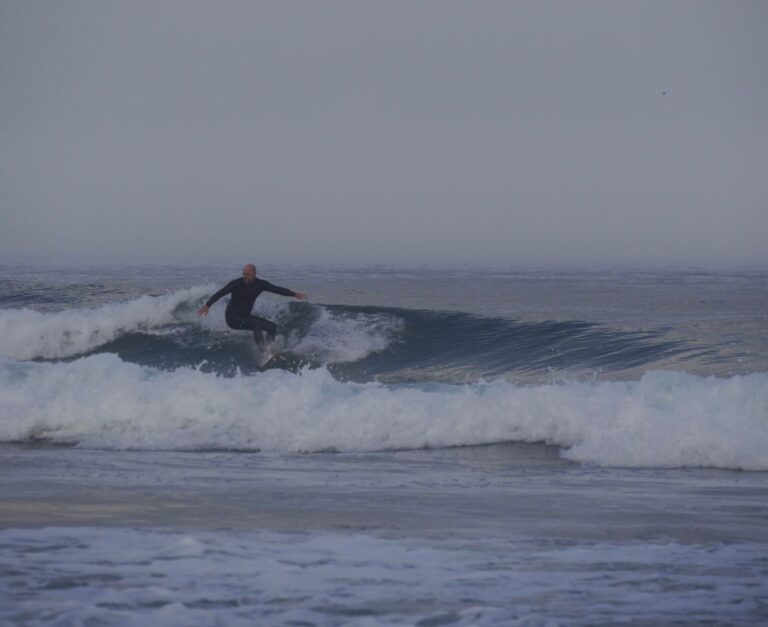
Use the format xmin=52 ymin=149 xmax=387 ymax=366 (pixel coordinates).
xmin=1 ymin=258 xmax=767 ymax=626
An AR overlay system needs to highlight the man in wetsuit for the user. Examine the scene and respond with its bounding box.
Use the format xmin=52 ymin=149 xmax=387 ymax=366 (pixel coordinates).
xmin=197 ymin=264 xmax=307 ymax=347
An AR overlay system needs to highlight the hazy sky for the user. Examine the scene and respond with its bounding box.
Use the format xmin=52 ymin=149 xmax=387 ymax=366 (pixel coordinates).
xmin=1 ymin=0 xmax=766 ymax=263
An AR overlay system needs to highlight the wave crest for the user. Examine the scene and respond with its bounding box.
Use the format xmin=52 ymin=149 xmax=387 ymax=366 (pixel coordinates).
xmin=0 ymin=286 xmax=211 ymax=360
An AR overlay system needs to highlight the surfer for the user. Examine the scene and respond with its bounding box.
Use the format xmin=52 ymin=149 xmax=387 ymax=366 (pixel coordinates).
xmin=197 ymin=264 xmax=307 ymax=347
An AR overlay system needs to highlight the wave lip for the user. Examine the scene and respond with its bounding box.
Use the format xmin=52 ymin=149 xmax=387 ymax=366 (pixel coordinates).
xmin=1 ymin=354 xmax=766 ymax=471
xmin=0 ymin=286 xmax=211 ymax=361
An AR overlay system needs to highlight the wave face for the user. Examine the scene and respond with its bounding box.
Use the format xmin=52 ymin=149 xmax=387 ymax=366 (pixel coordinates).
xmin=327 ymin=305 xmax=689 ymax=382
xmin=1 ymin=354 xmax=766 ymax=470
xmin=0 ymin=287 xmax=690 ymax=381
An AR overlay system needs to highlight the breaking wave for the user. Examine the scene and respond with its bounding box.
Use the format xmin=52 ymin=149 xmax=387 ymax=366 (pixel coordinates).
xmin=0 ymin=287 xmax=689 ymax=381
xmin=1 ymin=354 xmax=766 ymax=470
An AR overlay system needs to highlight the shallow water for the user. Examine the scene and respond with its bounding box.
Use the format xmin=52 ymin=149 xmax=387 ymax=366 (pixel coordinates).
xmin=2 ymin=443 xmax=767 ymax=625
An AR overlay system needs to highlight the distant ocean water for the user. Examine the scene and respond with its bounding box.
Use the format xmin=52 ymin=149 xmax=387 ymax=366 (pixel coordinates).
xmin=1 ymin=259 xmax=767 ymax=625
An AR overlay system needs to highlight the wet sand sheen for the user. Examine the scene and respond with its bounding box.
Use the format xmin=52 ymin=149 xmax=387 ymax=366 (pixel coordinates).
xmin=2 ymin=443 xmax=766 ymax=544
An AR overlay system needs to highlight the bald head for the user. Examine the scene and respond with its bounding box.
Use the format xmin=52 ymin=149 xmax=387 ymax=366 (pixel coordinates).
xmin=242 ymin=264 xmax=257 ymax=283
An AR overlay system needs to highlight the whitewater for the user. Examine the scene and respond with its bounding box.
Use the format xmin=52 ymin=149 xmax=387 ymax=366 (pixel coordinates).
xmin=2 ymin=354 xmax=767 ymax=470
xmin=1 ymin=260 xmax=767 ymax=625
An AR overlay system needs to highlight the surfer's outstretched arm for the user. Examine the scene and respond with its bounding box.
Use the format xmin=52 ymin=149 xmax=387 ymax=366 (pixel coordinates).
xmin=262 ymin=281 xmax=308 ymax=301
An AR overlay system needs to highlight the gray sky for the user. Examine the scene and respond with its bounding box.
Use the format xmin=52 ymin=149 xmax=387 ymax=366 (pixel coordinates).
xmin=1 ymin=0 xmax=766 ymax=263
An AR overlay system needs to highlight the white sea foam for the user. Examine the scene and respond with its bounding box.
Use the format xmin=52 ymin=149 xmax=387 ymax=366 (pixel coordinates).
xmin=1 ymin=354 xmax=766 ymax=470
xmin=1 ymin=526 xmax=765 ymax=626
xmin=0 ymin=286 xmax=213 ymax=360
xmin=200 ymin=297 xmax=401 ymax=363
xmin=230 ymin=298 xmax=402 ymax=362
xmin=289 ymin=306 xmax=402 ymax=362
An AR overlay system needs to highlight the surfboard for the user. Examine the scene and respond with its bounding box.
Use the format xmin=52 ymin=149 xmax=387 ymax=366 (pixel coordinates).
xmin=264 ymin=350 xmax=286 ymax=364
xmin=260 ymin=350 xmax=306 ymax=372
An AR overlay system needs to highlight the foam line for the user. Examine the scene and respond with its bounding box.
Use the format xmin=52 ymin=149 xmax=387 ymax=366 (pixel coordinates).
xmin=1 ymin=354 xmax=766 ymax=470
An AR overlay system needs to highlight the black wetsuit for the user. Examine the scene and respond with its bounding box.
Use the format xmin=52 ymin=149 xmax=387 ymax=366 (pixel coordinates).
xmin=205 ymin=278 xmax=296 ymax=346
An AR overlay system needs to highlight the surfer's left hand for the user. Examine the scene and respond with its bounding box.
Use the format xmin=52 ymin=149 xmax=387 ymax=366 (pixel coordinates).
xmin=294 ymin=292 xmax=308 ymax=300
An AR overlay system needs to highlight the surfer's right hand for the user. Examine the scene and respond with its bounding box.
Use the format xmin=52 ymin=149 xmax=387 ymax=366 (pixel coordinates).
xmin=197 ymin=305 xmax=209 ymax=316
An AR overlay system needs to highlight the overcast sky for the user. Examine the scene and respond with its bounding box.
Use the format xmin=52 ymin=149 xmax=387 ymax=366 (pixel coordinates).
xmin=1 ymin=0 xmax=766 ymax=263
